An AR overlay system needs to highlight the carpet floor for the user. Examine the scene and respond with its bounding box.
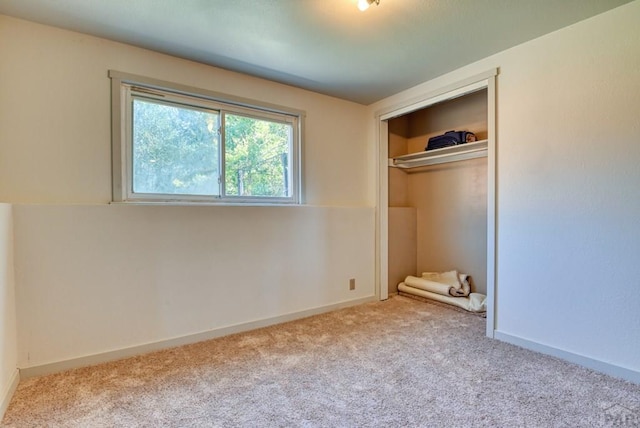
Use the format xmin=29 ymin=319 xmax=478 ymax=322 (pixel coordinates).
xmin=2 ymin=295 xmax=639 ymax=427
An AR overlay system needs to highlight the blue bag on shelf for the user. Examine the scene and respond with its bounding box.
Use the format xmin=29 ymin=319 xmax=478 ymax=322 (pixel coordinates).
xmin=426 ymin=130 xmax=476 ymax=151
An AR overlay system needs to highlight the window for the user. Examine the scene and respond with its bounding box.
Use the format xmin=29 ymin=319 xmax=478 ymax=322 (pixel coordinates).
xmin=110 ymin=71 xmax=302 ymax=204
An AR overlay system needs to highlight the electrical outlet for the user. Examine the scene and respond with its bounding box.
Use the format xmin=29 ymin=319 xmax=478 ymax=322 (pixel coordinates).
xmin=349 ymin=278 xmax=356 ymax=290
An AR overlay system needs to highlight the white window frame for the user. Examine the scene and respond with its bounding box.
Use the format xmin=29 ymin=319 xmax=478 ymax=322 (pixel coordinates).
xmin=109 ymin=70 xmax=304 ymax=204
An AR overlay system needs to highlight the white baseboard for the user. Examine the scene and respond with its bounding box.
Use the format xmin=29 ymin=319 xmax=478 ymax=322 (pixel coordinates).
xmin=19 ymin=296 xmax=376 ymax=379
xmin=0 ymin=369 xmax=20 ymax=422
xmin=494 ymin=331 xmax=640 ymax=385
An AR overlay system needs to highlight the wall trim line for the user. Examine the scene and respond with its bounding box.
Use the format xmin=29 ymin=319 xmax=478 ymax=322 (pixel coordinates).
xmin=494 ymin=331 xmax=640 ymax=385
xmin=0 ymin=369 xmax=20 ymax=421
xmin=19 ymin=296 xmax=376 ymax=379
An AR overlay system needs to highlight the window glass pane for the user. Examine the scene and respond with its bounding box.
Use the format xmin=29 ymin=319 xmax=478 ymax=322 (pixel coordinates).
xmin=132 ymin=98 xmax=220 ymax=195
xmin=224 ymin=114 xmax=292 ymax=198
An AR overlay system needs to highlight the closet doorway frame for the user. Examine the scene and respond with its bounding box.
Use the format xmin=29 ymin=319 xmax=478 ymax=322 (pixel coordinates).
xmin=375 ymin=69 xmax=498 ymax=338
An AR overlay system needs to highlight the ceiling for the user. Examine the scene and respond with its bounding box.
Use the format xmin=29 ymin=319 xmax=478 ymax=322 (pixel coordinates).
xmin=0 ymin=0 xmax=632 ymax=105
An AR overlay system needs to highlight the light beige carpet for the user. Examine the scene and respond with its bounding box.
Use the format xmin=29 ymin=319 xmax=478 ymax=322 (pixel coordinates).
xmin=2 ymin=295 xmax=639 ymax=427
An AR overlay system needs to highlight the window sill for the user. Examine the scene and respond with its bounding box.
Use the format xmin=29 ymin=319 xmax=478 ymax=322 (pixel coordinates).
xmin=109 ymin=201 xmax=301 ymax=207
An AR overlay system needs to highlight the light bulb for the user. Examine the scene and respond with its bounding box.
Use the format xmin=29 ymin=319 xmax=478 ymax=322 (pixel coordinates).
xmin=358 ymin=0 xmax=371 ymax=11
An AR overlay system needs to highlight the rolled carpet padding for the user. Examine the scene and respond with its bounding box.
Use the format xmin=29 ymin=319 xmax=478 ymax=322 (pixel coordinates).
xmin=404 ymin=275 xmax=453 ymax=297
xmin=421 ymin=270 xmax=461 ymax=289
xmin=422 ymin=271 xmax=471 ymax=297
xmin=398 ymin=282 xmax=487 ymax=313
xmin=449 ymin=287 xmax=468 ymax=297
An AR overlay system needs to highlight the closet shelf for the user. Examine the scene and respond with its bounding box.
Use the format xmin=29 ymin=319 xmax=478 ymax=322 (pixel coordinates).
xmin=389 ymin=139 xmax=488 ymax=169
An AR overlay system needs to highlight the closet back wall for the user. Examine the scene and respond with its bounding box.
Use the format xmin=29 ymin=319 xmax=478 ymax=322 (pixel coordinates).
xmin=409 ymin=159 xmax=488 ymax=294
xmin=408 ymin=91 xmax=488 ymax=294
xmin=388 ymin=91 xmax=488 ymax=294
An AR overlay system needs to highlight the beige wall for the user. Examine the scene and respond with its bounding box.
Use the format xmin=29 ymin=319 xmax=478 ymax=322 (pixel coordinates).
xmin=0 ymin=15 xmax=375 ymax=370
xmin=372 ymin=0 xmax=640 ymax=378
xmin=3 ymin=0 xmax=640 ymax=382
xmin=0 ymin=204 xmax=18 ymax=417
xmin=13 ymin=204 xmax=374 ymax=369
xmin=0 ymin=15 xmax=370 ymax=206
xmin=387 ymin=207 xmax=416 ymax=293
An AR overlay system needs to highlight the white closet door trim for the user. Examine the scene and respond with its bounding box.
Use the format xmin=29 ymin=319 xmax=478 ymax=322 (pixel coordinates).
xmin=377 ymin=120 xmax=389 ymax=301
xmin=375 ymin=69 xmax=498 ymax=339
xmin=485 ymin=74 xmax=497 ymax=338
xmin=376 ymin=68 xmax=498 ymax=121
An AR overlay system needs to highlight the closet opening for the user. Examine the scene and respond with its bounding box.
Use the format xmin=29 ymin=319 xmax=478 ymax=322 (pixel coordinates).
xmin=376 ymin=70 xmax=497 ymax=337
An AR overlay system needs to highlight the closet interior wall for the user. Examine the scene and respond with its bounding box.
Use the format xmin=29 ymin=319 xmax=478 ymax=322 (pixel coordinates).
xmin=388 ymin=90 xmax=489 ymax=295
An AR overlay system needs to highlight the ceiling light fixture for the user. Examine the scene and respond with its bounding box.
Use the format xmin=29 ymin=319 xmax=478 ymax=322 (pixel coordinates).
xmin=358 ymin=0 xmax=380 ymax=12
